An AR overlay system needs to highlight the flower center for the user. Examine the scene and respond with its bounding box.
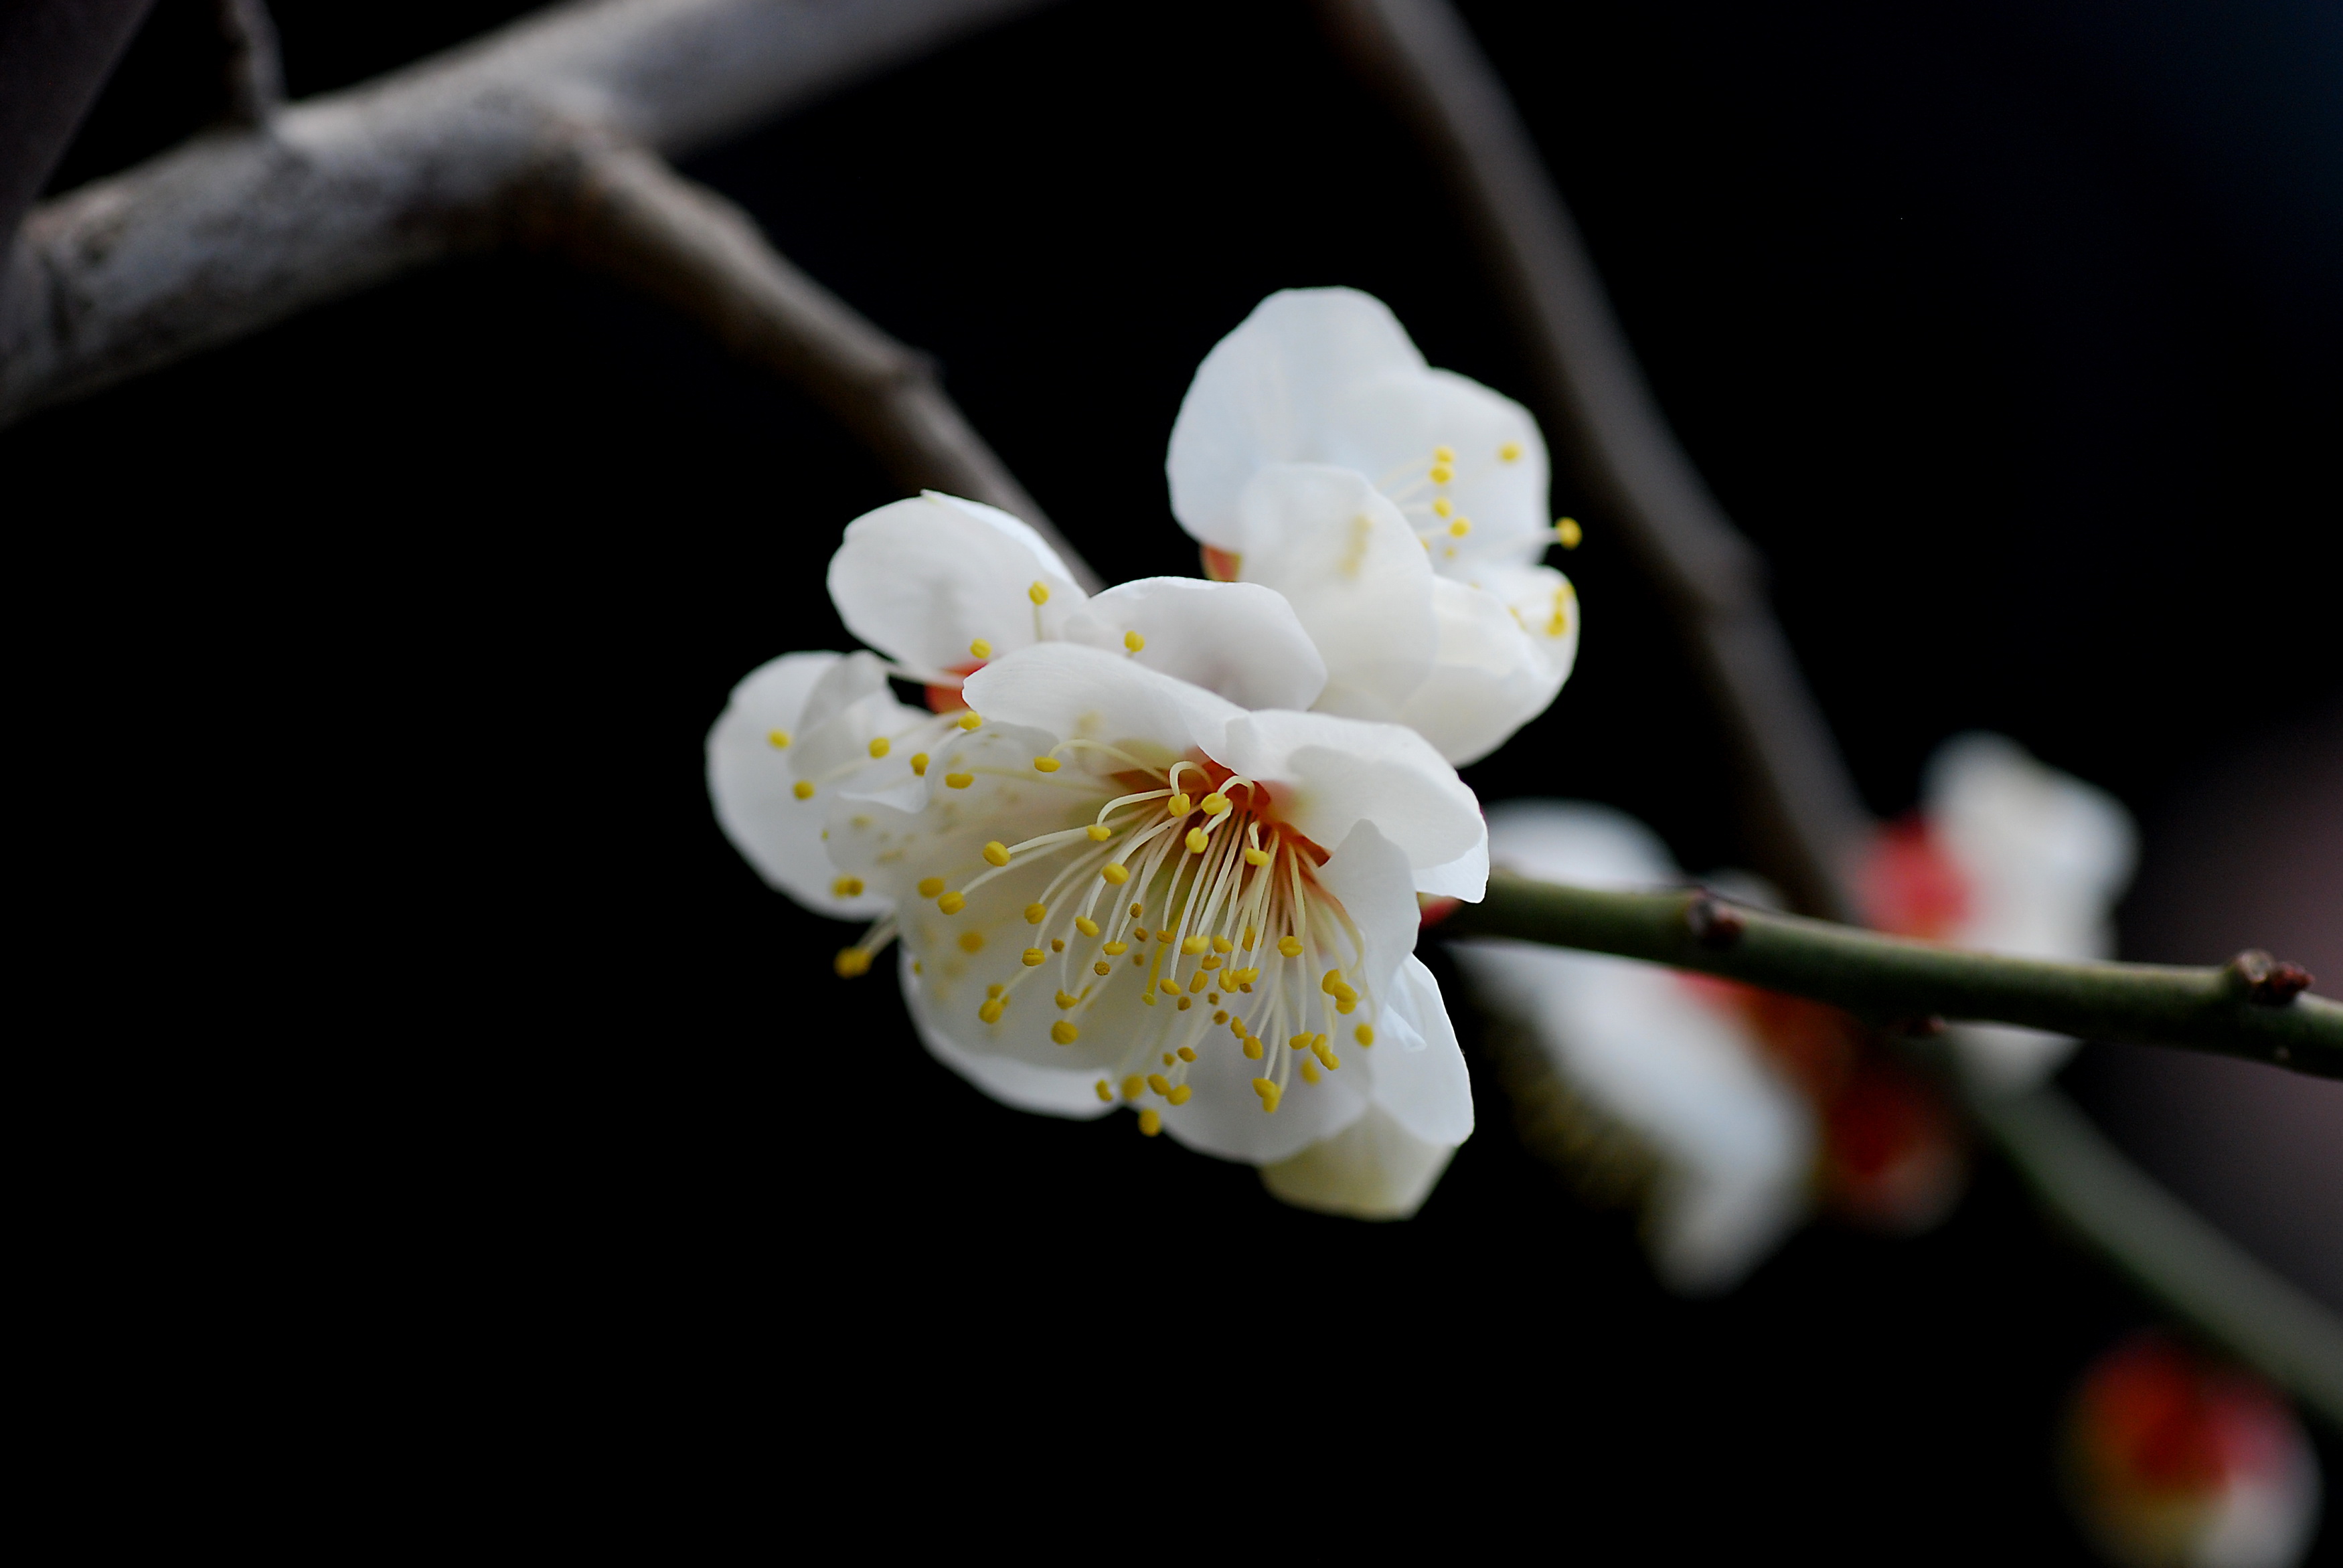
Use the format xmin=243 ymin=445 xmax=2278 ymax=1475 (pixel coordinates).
xmin=918 ymin=746 xmax=1383 ymax=1123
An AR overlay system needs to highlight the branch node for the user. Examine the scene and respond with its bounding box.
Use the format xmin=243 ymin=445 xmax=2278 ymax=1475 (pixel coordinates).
xmin=1685 ymin=893 xmax=1745 ymax=950
xmin=2228 ymin=950 xmax=2314 ymax=1007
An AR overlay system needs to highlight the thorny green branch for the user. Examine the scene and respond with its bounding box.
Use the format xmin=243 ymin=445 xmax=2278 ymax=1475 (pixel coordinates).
xmin=1442 ymin=877 xmax=2342 ymax=1079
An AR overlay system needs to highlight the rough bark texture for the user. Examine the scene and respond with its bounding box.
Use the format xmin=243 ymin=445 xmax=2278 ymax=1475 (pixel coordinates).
xmin=0 ymin=0 xmax=1054 ymax=428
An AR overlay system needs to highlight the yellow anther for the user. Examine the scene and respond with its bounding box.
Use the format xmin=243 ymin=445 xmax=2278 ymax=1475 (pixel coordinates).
xmin=917 ymin=877 xmax=946 ymax=898
xmin=1356 ymin=1024 xmax=1375 ymax=1046
xmin=1075 ymin=916 xmax=1101 ymax=937
xmin=1185 ymin=827 xmax=1208 ymax=853
xmin=957 ymin=930 xmax=984 ymax=954
xmin=1052 ymin=938 xmax=1066 ymax=952
xmin=1102 ymin=941 xmax=1129 ymax=956
xmin=979 ymin=998 xmax=1005 ymax=1023
xmin=1432 ymin=497 xmax=1453 ymax=519
xmin=1167 ymin=1085 xmax=1192 ymax=1106
xmin=1556 ymin=516 xmax=1583 ymax=549
xmin=1242 ymin=1037 xmax=1264 ymax=1060
xmin=1429 ymin=464 xmax=1453 ymax=484
xmin=1200 ymin=792 xmax=1230 ymax=815
xmin=1182 ymin=935 xmax=1210 ymax=956
xmin=1086 ymin=824 xmax=1112 ymax=841
xmin=1101 ymin=863 xmax=1129 ymax=885
xmin=1336 ymin=994 xmax=1358 ymax=1015
xmin=1163 ymin=1053 xmax=1176 ymax=1067
xmin=1147 ymin=1073 xmax=1171 ymax=1096
xmin=1500 ymin=441 xmax=1524 ymax=462
xmin=1449 ymin=517 xmax=1471 ymax=537
xmin=939 ymin=891 xmax=966 ymax=914
xmin=958 ymin=711 xmax=982 ymax=730
xmin=766 ymin=729 xmax=791 ymax=748
xmin=1319 ymin=1050 xmax=1342 ymax=1071
xmin=868 ymin=735 xmax=891 ymax=758
xmin=792 ymin=780 xmax=815 ymax=800
xmin=1242 ymin=926 xmax=1257 ymax=950
xmin=1123 ymin=630 xmax=1145 ymax=652
xmin=1022 ymin=948 xmax=1046 ymax=966
xmin=1130 ymin=903 xmax=1145 ymax=918
xmin=1166 ymin=792 xmax=1192 ymax=815
xmin=910 ymin=753 xmax=929 ymax=776
xmin=1028 ymin=581 xmax=1051 ymax=606
xmin=945 ymin=772 xmax=974 ymax=789
xmin=1208 ymin=992 xmax=1220 ymax=1004
xmin=969 ymin=638 xmax=993 ymax=659
xmin=1188 ymin=971 xmax=1210 ymax=994
xmin=825 ymin=877 xmax=860 ymax=899
xmin=1243 ymin=847 xmax=1270 ymax=866
xmin=1433 ymin=444 xmax=1456 ymax=463
xmin=987 ymin=984 xmax=1003 ymax=997
xmin=1278 ymin=936 xmax=1303 ymax=958
xmin=1299 ymin=1057 xmax=1321 ymax=1084
xmin=1095 ymin=1079 xmax=1113 ymax=1103
xmin=1094 ymin=960 xmax=1112 ymax=976
xmin=1231 ymin=1017 xmax=1248 ymax=1037
xmin=1200 ymin=955 xmax=1222 ymax=971
xmin=1179 ymin=1045 xmax=1198 ymax=1062
xmin=1208 ymin=935 xmax=1231 ymax=954
xmin=1055 ymin=990 xmax=1079 ymax=1010
xmin=1024 ymin=903 xmax=1048 ymax=924
xmin=912 ymin=960 xmax=921 ymax=974
xmin=1176 ymin=995 xmax=1192 ymax=1011
xmin=1137 ymin=1108 xmax=1162 ymax=1136
xmin=1290 ymin=1033 xmax=1315 ymax=1053
xmin=1052 ymin=1021 xmax=1080 ymax=1045
xmin=1123 ymin=1075 xmax=1146 ymax=1101
xmin=1251 ymin=1078 xmax=1281 ymax=1113
xmin=1032 ymin=756 xmax=1061 ymax=773
xmin=983 ymin=841 xmax=1012 ymax=867
xmin=833 ymin=948 xmax=870 ymax=978
xmin=1321 ymin=968 xmax=1343 ymax=994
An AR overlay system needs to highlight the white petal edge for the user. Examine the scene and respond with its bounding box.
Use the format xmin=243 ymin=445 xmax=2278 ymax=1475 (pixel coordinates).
xmin=1259 ymin=1104 xmax=1458 ymax=1220
xmin=1059 ymin=576 xmax=1328 ymax=712
xmin=895 ymin=948 xmax=1116 ymax=1120
xmin=826 ymin=492 xmax=1086 ymax=679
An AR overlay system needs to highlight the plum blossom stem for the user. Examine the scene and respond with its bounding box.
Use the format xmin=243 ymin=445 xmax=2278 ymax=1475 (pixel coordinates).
xmin=1445 ymin=877 xmax=2343 ymax=1079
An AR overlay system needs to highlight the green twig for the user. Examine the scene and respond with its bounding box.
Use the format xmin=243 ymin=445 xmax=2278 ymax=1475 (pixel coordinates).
xmin=1441 ymin=877 xmax=2342 ymax=1079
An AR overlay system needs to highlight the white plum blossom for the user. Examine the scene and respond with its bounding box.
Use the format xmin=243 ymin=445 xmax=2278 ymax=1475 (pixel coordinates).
xmin=823 ymin=638 xmax=1483 ymax=1217
xmin=1860 ymin=733 xmax=2137 ymax=1092
xmin=1167 ymin=288 xmax=1580 ymax=766
xmin=707 ymin=491 xmax=1481 ymax=1217
xmin=1449 ymin=801 xmax=1815 ymax=1292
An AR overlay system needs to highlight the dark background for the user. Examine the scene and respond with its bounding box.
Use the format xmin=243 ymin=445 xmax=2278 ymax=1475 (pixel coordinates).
xmin=21 ymin=1 xmax=2338 ymax=1551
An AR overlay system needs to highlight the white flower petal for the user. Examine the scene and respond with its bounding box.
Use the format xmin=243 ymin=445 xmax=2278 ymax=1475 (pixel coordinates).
xmin=959 ymin=642 xmax=1244 ymax=765
xmin=895 ymin=948 xmax=1115 ymax=1120
xmin=1390 ymin=577 xmax=1565 ymax=765
xmin=1227 ymin=464 xmax=1438 ymax=721
xmin=1337 ymin=368 xmax=1552 ymax=566
xmin=827 ymin=492 xmax=1086 ymax=679
xmin=1368 ymin=955 xmax=1476 ymax=1145
xmin=1060 ymin=576 xmax=1327 ymax=711
xmin=1216 ymin=707 xmax=1487 ymax=889
xmin=1313 ymin=820 xmax=1421 ymax=1013
xmin=1167 ymin=288 xmax=1426 ymax=549
xmin=706 ymin=652 xmax=914 ymax=919
xmin=1258 ymin=1104 xmax=1458 ymax=1220
xmin=1161 ymin=1012 xmax=1371 ymax=1165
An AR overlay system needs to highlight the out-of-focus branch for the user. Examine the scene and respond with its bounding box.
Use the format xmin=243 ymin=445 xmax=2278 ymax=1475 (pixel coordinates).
xmin=0 ymin=0 xmax=156 ymax=260
xmin=536 ymin=139 xmax=1097 ymax=588
xmin=1982 ymin=1090 xmax=2343 ymax=1426
xmin=1315 ymin=0 xmax=1867 ymax=923
xmin=215 ymin=0 xmax=284 ymax=126
xmin=1445 ymin=878 xmax=2342 ymax=1079
xmin=0 ymin=0 xmax=1057 ymax=430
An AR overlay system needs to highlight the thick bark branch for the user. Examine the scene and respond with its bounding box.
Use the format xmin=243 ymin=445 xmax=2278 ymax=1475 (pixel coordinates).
xmin=215 ymin=0 xmax=285 ymax=127
xmin=1445 ymin=877 xmax=2342 ymax=1079
xmin=0 ymin=0 xmax=1055 ymax=429
xmin=536 ymin=139 xmax=1099 ymax=589
xmin=1316 ymin=0 xmax=1870 ymax=921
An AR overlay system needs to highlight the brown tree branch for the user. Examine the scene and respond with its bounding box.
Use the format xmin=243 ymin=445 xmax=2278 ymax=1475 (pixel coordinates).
xmin=1315 ymin=0 xmax=1869 ymax=923
xmin=0 ymin=0 xmax=1058 ymax=430
xmin=214 ymin=0 xmax=285 ymax=128
xmin=534 ymin=137 xmax=1097 ymax=588
xmin=0 ymin=0 xmax=157 ymax=261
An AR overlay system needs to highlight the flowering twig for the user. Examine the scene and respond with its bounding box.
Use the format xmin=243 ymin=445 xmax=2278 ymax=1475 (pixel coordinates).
xmin=213 ymin=0 xmax=283 ymax=128
xmin=1445 ymin=878 xmax=2342 ymax=1079
xmin=532 ymin=137 xmax=1093 ymax=588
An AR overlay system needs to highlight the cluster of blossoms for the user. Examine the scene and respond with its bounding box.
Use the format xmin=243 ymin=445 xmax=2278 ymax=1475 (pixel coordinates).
xmin=708 ymin=290 xmax=1581 ymax=1217
xmin=1452 ymin=736 xmax=2136 ymax=1290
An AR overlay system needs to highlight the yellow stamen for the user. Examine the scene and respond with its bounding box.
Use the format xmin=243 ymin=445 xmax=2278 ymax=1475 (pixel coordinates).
xmin=983 ymin=841 xmax=1011 ymax=867
xmin=1032 ymin=756 xmax=1061 ymax=773
xmin=1178 ymin=1045 xmax=1198 ymax=1062
xmin=1086 ymin=824 xmax=1112 ymax=841
xmin=1166 ymin=792 xmax=1192 ymax=815
xmin=1094 ymin=960 xmax=1111 ymax=976
xmin=1028 ymin=581 xmax=1050 ymax=606
xmin=1101 ymin=864 xmax=1129 ymax=885
xmin=1021 ymin=948 xmax=1046 ymax=966
xmin=945 ymin=772 xmax=974 ymax=789
xmin=1185 ymin=827 xmax=1208 ymax=853
xmin=1243 ymin=847 xmax=1270 ymax=866
xmin=1102 ymin=941 xmax=1129 ymax=956
xmin=1449 ymin=517 xmax=1471 ymax=537
xmin=1123 ymin=1075 xmax=1145 ymax=1101
xmin=969 ymin=638 xmax=993 ymax=659
xmin=957 ymin=711 xmax=982 ymax=731
xmin=1212 ymin=935 xmax=1233 ymax=954
xmin=910 ymin=753 xmax=928 ymax=776
xmin=1278 ymin=936 xmax=1303 ymax=958
xmin=1251 ymin=1077 xmax=1281 ymax=1113
xmin=1123 ymin=630 xmax=1145 ymax=652
xmin=1432 ymin=498 xmax=1453 ymax=518
xmin=1182 ymin=935 xmax=1210 ymax=956
xmin=1051 ymin=1021 xmax=1079 ymax=1045
xmin=1321 ymin=968 xmax=1343 ymax=994
xmin=1429 ymin=464 xmax=1453 ymax=484
xmin=1356 ymin=1024 xmax=1375 ymax=1046
xmin=978 ymin=998 xmax=1005 ymax=1023
xmin=1300 ymin=1057 xmax=1321 ymax=1084
xmin=1243 ymin=1037 xmax=1264 ymax=1059
xmin=1433 ymin=444 xmax=1456 ymax=463
xmin=1500 ymin=441 xmax=1523 ymax=462
xmin=833 ymin=876 xmax=864 ymax=897
xmin=938 ymin=892 xmax=966 ymax=914
xmin=1200 ymin=792 xmax=1230 ymax=815
xmin=1075 ymin=916 xmax=1101 ymax=937
xmin=1137 ymin=1109 xmax=1162 ymax=1136
xmin=833 ymin=948 xmax=870 ymax=978
xmin=1024 ymin=903 xmax=1048 ymax=924
xmin=868 ymin=736 xmax=890 ymax=758
xmin=917 ymin=877 xmax=945 ymax=898
xmin=957 ymin=930 xmax=984 ymax=954
xmin=766 ymin=729 xmax=791 ymax=748
xmin=1148 ymin=1073 xmax=1171 ymax=1096
xmin=1556 ymin=516 xmax=1582 ymax=549
xmin=793 ymin=780 xmax=815 ymax=800
xmin=1167 ymin=1085 xmax=1192 ymax=1106
xmin=1095 ymin=1079 xmax=1113 ymax=1102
